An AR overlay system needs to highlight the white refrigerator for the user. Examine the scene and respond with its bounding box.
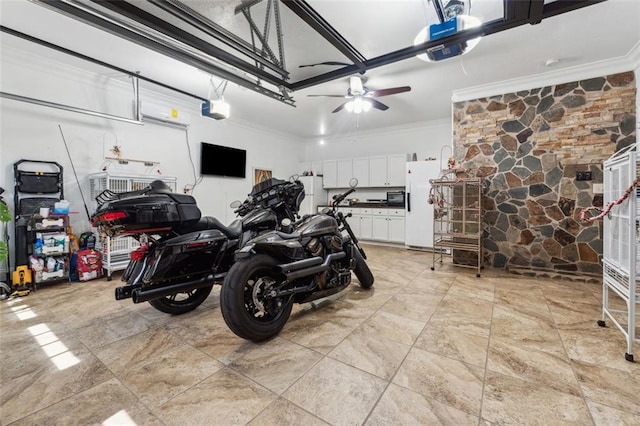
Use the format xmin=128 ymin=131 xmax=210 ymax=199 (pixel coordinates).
xmin=405 ymin=160 xmax=441 ymax=249
xmin=298 ymin=176 xmax=327 ymax=216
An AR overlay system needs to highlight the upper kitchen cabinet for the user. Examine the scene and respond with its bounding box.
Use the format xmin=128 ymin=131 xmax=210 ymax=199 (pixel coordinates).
xmin=352 ymin=157 xmax=370 ymax=187
xmin=337 ymin=159 xmax=353 ymax=188
xmin=322 ymin=159 xmax=337 ymax=188
xmin=369 ymin=154 xmax=406 ymax=187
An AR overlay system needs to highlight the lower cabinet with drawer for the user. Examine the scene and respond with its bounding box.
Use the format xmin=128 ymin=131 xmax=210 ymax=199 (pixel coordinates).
xmin=322 ymin=206 xmax=404 ymax=244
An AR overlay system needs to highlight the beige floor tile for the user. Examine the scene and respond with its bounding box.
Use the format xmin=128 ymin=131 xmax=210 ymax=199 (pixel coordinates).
xmin=121 ymin=345 xmax=224 ymax=407
xmin=559 ymin=329 xmax=638 ymax=373
xmin=380 ymin=292 xmax=440 ymax=322
xmin=283 ymin=357 xmax=387 ymax=425
xmin=328 ymin=327 xmax=411 ymax=380
xmin=3 ymin=245 xmax=638 ymax=425
xmin=482 ymin=370 xmax=592 ymax=425
xmin=248 ymin=397 xmax=329 ymax=425
xmin=572 ymin=359 xmax=640 ymax=415
xmin=10 ymin=378 xmax=162 ymax=426
xmin=155 ymin=368 xmax=276 ymax=425
xmin=163 ymin=307 xmax=258 ymax=364
xmin=73 ymin=309 xmax=154 ymax=349
xmin=415 ymin=319 xmax=489 ymax=368
xmin=587 ymin=400 xmax=640 ymax=425
xmin=487 ymin=340 xmax=580 ymax=396
xmin=230 ymin=337 xmax=322 ymax=394
xmin=491 ymin=304 xmax=566 ymax=357
xmin=393 ymin=347 xmax=484 ymax=416
xmin=357 ymin=309 xmax=426 ymax=346
xmin=93 ymin=328 xmax=185 ymax=374
xmin=1 ymin=345 xmax=113 ymax=424
xmin=366 ymin=383 xmax=479 ymax=426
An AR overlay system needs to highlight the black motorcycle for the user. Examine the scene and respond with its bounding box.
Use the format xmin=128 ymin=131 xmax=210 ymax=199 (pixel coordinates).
xmin=91 ymin=177 xmax=304 ymax=315
xmin=220 ymin=181 xmax=374 ymax=342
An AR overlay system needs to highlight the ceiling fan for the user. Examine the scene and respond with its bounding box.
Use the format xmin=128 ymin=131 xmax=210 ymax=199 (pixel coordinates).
xmin=308 ymin=76 xmax=411 ymax=113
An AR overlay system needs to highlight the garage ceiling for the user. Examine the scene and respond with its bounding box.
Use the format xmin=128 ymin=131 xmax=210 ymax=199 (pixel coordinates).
xmin=1 ymin=0 xmax=639 ymax=139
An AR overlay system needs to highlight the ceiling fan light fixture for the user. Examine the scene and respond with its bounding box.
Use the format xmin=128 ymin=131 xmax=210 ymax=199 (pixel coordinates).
xmin=345 ymin=98 xmax=372 ymax=114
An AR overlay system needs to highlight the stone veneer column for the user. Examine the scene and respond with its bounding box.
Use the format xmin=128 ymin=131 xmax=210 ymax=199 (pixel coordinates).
xmin=452 ymin=71 xmax=636 ymax=277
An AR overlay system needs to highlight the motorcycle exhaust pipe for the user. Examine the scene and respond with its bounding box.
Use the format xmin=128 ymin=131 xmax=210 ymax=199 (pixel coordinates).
xmin=278 ymin=256 xmax=323 ymax=273
xmin=131 ymin=275 xmax=214 ymax=304
xmin=285 ymin=252 xmax=346 ymax=281
xmin=115 ymin=284 xmax=141 ymax=300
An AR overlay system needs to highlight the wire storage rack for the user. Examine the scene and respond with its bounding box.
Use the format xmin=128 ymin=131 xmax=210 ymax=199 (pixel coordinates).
xmin=430 ymin=177 xmax=483 ymax=277
xmin=600 ymin=145 xmax=639 ymax=362
xmin=88 ymin=172 xmax=177 ymax=280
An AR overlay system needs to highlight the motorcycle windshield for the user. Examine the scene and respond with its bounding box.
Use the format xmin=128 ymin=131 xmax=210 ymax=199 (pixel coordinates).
xmin=250 ymin=178 xmax=286 ymax=196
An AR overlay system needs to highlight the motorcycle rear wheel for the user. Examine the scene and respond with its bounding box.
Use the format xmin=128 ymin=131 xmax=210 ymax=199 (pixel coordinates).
xmin=220 ymin=254 xmax=293 ymax=342
xmin=148 ymin=284 xmax=213 ymax=315
xmin=353 ymin=247 xmax=374 ymax=289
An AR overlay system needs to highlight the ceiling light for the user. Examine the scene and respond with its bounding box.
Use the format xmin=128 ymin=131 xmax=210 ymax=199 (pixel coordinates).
xmin=545 ymin=58 xmax=560 ymax=67
xmin=345 ymin=98 xmax=372 ymax=114
xmin=319 ymin=139 xmax=325 ymax=145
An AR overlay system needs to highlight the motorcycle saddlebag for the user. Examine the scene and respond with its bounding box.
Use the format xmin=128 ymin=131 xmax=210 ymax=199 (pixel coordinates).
xmin=142 ymin=229 xmax=227 ymax=283
xmin=92 ymin=192 xmax=201 ymax=235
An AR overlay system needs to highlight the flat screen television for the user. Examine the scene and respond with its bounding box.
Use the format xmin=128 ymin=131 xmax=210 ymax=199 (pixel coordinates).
xmin=200 ymin=142 xmax=246 ymax=178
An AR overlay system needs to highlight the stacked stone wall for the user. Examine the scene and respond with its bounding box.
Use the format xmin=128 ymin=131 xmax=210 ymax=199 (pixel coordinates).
xmin=453 ymin=71 xmax=636 ymax=276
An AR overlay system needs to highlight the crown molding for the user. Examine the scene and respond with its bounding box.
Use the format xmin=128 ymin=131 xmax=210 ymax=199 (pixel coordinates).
xmin=452 ymin=47 xmax=639 ymax=103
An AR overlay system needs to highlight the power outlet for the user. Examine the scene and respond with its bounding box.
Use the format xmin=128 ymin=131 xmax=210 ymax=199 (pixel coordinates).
xmin=593 ymin=183 xmax=604 ymax=194
xmin=576 ymin=171 xmax=592 ymax=181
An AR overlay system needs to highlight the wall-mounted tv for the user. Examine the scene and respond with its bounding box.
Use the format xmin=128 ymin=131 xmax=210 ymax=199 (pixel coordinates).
xmin=200 ymin=142 xmax=246 ymax=178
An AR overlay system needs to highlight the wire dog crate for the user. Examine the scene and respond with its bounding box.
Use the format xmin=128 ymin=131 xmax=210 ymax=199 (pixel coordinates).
xmin=88 ymin=172 xmax=177 ymax=280
xmin=600 ymin=145 xmax=639 ymax=362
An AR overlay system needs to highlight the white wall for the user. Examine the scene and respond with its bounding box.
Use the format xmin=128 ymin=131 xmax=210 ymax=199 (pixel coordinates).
xmin=0 ymin=41 xmax=304 ymax=271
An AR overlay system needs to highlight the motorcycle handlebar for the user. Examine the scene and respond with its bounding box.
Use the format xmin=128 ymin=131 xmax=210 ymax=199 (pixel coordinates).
xmin=332 ymin=188 xmax=356 ymax=207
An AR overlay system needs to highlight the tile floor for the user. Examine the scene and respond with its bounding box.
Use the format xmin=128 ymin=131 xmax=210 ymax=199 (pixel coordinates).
xmin=1 ymin=244 xmax=639 ymax=425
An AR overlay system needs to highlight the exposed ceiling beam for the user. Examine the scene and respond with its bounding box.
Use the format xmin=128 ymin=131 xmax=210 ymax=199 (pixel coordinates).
xmin=148 ymin=0 xmax=288 ymax=78
xmin=282 ymin=0 xmax=367 ymax=73
xmin=87 ymin=0 xmax=287 ymax=88
xmin=34 ymin=0 xmax=293 ymax=105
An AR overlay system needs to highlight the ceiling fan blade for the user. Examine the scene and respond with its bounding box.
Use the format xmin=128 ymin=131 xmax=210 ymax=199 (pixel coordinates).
xmin=332 ymin=103 xmax=348 ymax=113
xmin=350 ymin=76 xmax=364 ymax=94
xmin=307 ymin=94 xmax=349 ymax=98
xmin=369 ymin=99 xmax=389 ymax=111
xmin=299 ymin=61 xmax=351 ymax=68
xmin=368 ymin=86 xmax=412 ymax=97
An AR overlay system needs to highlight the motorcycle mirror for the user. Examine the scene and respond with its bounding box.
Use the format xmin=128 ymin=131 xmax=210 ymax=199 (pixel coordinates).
xmin=349 ymin=178 xmax=359 ymax=188
xmin=230 ymin=200 xmax=242 ymax=208
xmin=290 ymin=174 xmax=299 ymax=182
xmin=281 ymin=218 xmax=292 ymax=227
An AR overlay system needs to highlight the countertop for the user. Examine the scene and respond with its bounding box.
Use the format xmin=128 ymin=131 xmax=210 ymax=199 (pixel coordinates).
xmin=319 ymin=202 xmax=405 ymax=209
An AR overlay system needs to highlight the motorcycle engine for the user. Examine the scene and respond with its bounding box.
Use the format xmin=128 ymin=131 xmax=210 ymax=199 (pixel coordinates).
xmin=306 ymin=238 xmax=323 ymax=257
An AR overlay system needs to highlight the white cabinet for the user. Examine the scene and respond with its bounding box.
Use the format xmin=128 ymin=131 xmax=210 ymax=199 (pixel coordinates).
xmin=318 ymin=154 xmax=405 ymax=188
xmin=337 ymin=159 xmax=353 ymax=188
xmin=368 ymin=156 xmax=388 ymax=187
xmin=359 ymin=214 xmax=373 ymax=240
xmin=371 ymin=208 xmax=405 ymax=243
xmin=387 ymin=154 xmax=406 ymax=187
xmin=322 ymin=160 xmax=337 ymax=188
xmin=369 ymin=155 xmax=406 ymax=187
xmin=352 ymin=157 xmax=370 ymax=187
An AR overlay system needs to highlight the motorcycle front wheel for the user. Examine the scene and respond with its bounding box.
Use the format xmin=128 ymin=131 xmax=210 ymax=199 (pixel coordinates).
xmin=353 ymin=247 xmax=374 ymax=289
xmin=220 ymin=254 xmax=293 ymax=342
xmin=148 ymin=284 xmax=213 ymax=315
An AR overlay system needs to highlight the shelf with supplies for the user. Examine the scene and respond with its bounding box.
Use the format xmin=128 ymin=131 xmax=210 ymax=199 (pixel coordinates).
xmin=429 ymin=177 xmax=483 ymax=277
xmin=27 ymin=215 xmax=70 ymax=284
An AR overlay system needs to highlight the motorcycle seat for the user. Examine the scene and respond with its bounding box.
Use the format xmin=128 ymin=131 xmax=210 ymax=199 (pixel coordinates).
xmin=188 ymin=216 xmax=242 ymax=238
